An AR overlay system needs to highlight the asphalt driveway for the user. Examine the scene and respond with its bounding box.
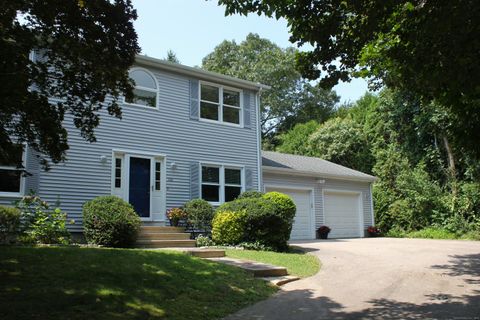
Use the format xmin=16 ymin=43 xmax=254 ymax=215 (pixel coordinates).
xmin=225 ymin=238 xmax=480 ymax=320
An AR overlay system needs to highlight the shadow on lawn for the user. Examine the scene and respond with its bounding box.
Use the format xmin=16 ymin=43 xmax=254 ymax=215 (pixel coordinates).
xmin=227 ymin=288 xmax=480 ymax=320
xmin=0 ymin=246 xmax=275 ymax=320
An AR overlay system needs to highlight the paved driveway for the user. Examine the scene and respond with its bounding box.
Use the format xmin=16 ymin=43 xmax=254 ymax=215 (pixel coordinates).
xmin=226 ymin=238 xmax=480 ymax=320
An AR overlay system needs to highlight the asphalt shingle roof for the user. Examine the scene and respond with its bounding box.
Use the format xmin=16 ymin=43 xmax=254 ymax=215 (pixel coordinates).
xmin=262 ymin=151 xmax=376 ymax=182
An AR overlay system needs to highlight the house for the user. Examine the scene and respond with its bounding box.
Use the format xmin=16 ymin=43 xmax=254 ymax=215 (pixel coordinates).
xmin=0 ymin=55 xmax=376 ymax=240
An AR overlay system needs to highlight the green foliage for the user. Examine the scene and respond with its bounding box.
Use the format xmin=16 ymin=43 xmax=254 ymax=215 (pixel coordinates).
xmin=195 ymin=234 xmax=214 ymax=247
xmin=262 ymin=192 xmax=296 ymax=222
xmin=276 ymin=120 xmax=319 ymax=155
xmin=165 ymin=50 xmax=180 ymax=63
xmin=309 ymin=117 xmax=374 ymax=173
xmin=202 ymin=33 xmax=338 ymax=143
xmin=1 ymin=1 xmax=139 ymax=168
xmin=184 ymin=199 xmax=215 ymax=232
xmin=238 ymin=241 xmax=274 ymax=251
xmin=82 ymin=196 xmax=141 ymax=247
xmin=166 ymin=207 xmax=187 ymax=227
xmin=237 ymin=190 xmax=264 ymax=199
xmin=217 ymin=195 xmax=296 ymax=251
xmin=212 ymin=210 xmax=247 ymax=245
xmin=0 ymin=206 xmax=21 ymax=244
xmin=15 ymin=195 xmax=71 ymax=244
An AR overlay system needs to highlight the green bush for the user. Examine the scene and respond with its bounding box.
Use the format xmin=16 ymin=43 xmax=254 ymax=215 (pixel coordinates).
xmin=262 ymin=192 xmax=296 ymax=221
xmin=405 ymin=227 xmax=457 ymax=240
xmin=0 ymin=206 xmax=21 ymax=244
xmin=216 ymin=194 xmax=296 ymax=251
xmin=212 ymin=210 xmax=246 ymax=245
xmin=15 ymin=195 xmax=71 ymax=245
xmin=184 ymin=199 xmax=214 ymax=232
xmin=195 ymin=234 xmax=214 ymax=247
xmin=237 ymin=190 xmax=264 ymax=199
xmin=83 ymin=195 xmax=141 ymax=247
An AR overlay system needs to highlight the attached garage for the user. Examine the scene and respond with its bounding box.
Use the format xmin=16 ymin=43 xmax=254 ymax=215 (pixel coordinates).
xmin=262 ymin=151 xmax=377 ymax=240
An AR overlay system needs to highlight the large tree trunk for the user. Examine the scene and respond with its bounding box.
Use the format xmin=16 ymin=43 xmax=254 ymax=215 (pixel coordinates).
xmin=442 ymin=135 xmax=458 ymax=198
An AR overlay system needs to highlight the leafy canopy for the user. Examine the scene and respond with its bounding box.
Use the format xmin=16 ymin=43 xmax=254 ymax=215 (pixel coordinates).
xmin=0 ymin=0 xmax=139 ymax=167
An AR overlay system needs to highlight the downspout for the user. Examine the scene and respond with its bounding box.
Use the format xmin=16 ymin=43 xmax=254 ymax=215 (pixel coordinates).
xmin=256 ymin=88 xmax=263 ymax=191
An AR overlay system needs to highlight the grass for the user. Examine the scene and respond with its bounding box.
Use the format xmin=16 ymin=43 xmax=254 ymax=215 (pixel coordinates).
xmin=0 ymin=246 xmax=277 ymax=320
xmin=225 ymin=248 xmax=320 ymax=278
xmin=386 ymin=227 xmax=480 ymax=240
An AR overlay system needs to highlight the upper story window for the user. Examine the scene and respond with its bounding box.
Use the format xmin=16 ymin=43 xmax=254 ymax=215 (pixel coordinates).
xmin=200 ymin=164 xmax=243 ymax=204
xmin=0 ymin=145 xmax=24 ymax=195
xmin=125 ymin=68 xmax=158 ymax=108
xmin=200 ymin=82 xmax=242 ymax=125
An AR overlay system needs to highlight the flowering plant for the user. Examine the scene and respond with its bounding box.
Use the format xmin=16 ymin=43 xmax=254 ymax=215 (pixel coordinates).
xmin=367 ymin=226 xmax=380 ymax=234
xmin=317 ymin=225 xmax=331 ymax=234
xmin=166 ymin=208 xmax=187 ymax=226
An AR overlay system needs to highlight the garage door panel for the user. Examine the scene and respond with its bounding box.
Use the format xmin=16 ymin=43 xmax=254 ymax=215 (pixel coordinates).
xmin=265 ymin=187 xmax=313 ymax=240
xmin=324 ymin=192 xmax=362 ymax=238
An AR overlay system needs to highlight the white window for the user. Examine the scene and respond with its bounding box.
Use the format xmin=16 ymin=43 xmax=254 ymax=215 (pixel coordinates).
xmin=201 ymin=165 xmax=243 ymax=204
xmin=114 ymin=158 xmax=122 ymax=188
xmin=125 ymin=68 xmax=158 ymax=108
xmin=0 ymin=145 xmax=24 ymax=196
xmin=200 ymin=83 xmax=242 ymax=125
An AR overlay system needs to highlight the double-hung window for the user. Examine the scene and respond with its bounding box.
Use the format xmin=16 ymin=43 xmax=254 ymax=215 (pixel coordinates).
xmin=200 ymin=83 xmax=241 ymax=125
xmin=0 ymin=145 xmax=24 ymax=195
xmin=201 ymin=165 xmax=243 ymax=204
xmin=125 ymin=68 xmax=158 ymax=108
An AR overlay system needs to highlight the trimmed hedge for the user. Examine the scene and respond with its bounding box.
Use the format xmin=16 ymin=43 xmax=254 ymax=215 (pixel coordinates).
xmin=83 ymin=196 xmax=141 ymax=247
xmin=0 ymin=206 xmax=21 ymax=244
xmin=184 ymin=199 xmax=214 ymax=231
xmin=215 ymin=192 xmax=297 ymax=251
xmin=237 ymin=190 xmax=264 ymax=199
xmin=212 ymin=210 xmax=246 ymax=245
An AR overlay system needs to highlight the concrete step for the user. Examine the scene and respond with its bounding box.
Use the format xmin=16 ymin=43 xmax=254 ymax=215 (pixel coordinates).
xmin=207 ymin=257 xmax=288 ymax=277
xmin=140 ymin=226 xmax=185 ymax=233
xmin=137 ymin=233 xmax=191 ymax=240
xmin=135 ymin=239 xmax=196 ymax=248
xmin=185 ymin=249 xmax=226 ymax=258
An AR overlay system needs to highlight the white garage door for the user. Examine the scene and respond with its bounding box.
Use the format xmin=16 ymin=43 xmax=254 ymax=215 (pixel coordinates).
xmin=324 ymin=191 xmax=362 ymax=238
xmin=265 ymin=187 xmax=313 ymax=240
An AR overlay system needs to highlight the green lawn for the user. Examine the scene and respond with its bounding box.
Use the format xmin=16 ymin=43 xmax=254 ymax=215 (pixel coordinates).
xmin=225 ymin=249 xmax=320 ymax=278
xmin=0 ymin=246 xmax=277 ymax=320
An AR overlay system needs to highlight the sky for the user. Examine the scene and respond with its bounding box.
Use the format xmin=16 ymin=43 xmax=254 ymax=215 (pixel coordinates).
xmin=132 ymin=0 xmax=369 ymax=104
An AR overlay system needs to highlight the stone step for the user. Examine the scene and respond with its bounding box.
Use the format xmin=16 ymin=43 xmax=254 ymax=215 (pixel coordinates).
xmin=135 ymin=239 xmax=196 ymax=248
xmin=140 ymin=226 xmax=185 ymax=233
xmin=184 ymin=249 xmax=226 ymax=258
xmin=137 ymin=233 xmax=191 ymax=240
xmin=207 ymin=257 xmax=288 ymax=277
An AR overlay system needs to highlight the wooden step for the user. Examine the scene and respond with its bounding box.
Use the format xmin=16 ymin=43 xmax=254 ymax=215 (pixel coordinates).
xmin=140 ymin=226 xmax=185 ymax=233
xmin=135 ymin=239 xmax=196 ymax=248
xmin=137 ymin=233 xmax=191 ymax=240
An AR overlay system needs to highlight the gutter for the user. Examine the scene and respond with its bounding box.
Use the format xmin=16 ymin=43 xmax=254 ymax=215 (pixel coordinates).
xmin=262 ymin=165 xmax=378 ymax=183
xmin=136 ymin=55 xmax=271 ymax=91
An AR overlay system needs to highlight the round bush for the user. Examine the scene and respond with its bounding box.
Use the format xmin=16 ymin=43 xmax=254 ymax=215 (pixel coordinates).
xmin=211 ymin=210 xmax=247 ymax=245
xmin=0 ymin=206 xmax=21 ymax=244
xmin=237 ymin=190 xmax=264 ymax=199
xmin=184 ymin=199 xmax=214 ymax=231
xmin=83 ymin=196 xmax=141 ymax=247
xmin=262 ymin=192 xmax=296 ymax=221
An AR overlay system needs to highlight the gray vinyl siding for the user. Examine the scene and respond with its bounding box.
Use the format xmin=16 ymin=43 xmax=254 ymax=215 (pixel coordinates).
xmin=263 ymin=172 xmax=373 ymax=236
xmin=31 ymin=64 xmax=260 ymax=232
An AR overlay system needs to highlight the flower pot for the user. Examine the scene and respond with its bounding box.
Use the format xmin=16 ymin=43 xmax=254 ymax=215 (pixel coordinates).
xmin=317 ymin=230 xmax=329 ymax=239
xmin=368 ymin=232 xmax=380 ymax=237
xmin=169 ymin=218 xmax=180 ymax=227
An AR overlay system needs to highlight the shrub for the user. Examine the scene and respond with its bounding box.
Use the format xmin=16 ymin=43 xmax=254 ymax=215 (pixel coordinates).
xmin=195 ymin=234 xmax=214 ymax=247
xmin=262 ymin=192 xmax=296 ymax=221
xmin=15 ymin=195 xmax=71 ymax=245
xmin=0 ymin=206 xmax=21 ymax=244
xmin=211 ymin=210 xmax=246 ymax=245
xmin=83 ymin=195 xmax=141 ymax=247
xmin=184 ymin=199 xmax=214 ymax=232
xmin=237 ymin=190 xmax=264 ymax=199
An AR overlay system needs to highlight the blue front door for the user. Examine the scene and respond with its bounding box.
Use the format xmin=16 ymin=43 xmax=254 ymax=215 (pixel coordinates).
xmin=129 ymin=157 xmax=151 ymax=218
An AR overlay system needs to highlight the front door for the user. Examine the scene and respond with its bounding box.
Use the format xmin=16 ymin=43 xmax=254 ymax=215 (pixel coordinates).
xmin=129 ymin=156 xmax=151 ymax=219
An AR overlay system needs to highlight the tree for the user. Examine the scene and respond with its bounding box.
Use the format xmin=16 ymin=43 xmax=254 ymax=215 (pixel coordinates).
xmin=165 ymin=50 xmax=180 ymax=63
xmin=218 ymin=0 xmax=480 ymax=157
xmin=202 ymin=33 xmax=338 ymax=141
xmin=276 ymin=120 xmax=319 ymax=156
xmin=1 ymin=1 xmax=139 ymax=168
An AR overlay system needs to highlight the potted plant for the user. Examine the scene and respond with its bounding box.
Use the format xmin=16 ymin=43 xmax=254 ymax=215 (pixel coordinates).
xmin=367 ymin=226 xmax=381 ymax=237
xmin=166 ymin=208 xmax=187 ymax=227
xmin=317 ymin=225 xmax=331 ymax=239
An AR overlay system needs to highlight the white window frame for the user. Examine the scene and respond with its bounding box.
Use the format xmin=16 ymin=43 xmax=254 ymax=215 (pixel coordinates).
xmin=200 ymin=163 xmax=245 ymax=205
xmin=0 ymin=145 xmax=26 ymax=197
xmin=199 ymin=81 xmax=243 ymax=127
xmin=123 ymin=67 xmax=159 ymax=110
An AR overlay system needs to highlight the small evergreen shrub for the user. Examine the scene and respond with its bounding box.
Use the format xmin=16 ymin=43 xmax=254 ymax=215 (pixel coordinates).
xmin=211 ymin=210 xmax=246 ymax=245
xmin=262 ymin=192 xmax=296 ymax=221
xmin=184 ymin=199 xmax=214 ymax=232
xmin=83 ymin=195 xmax=141 ymax=247
xmin=0 ymin=206 xmax=21 ymax=244
xmin=237 ymin=190 xmax=264 ymax=199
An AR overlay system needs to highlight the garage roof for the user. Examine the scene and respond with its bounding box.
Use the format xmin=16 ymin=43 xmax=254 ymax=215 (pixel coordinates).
xmin=262 ymin=151 xmax=377 ymax=182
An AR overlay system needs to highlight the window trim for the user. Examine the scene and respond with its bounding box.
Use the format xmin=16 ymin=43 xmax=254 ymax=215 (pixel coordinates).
xmin=200 ymin=163 xmax=245 ymax=205
xmin=199 ymin=81 xmax=243 ymax=127
xmin=123 ymin=67 xmax=160 ymax=110
xmin=0 ymin=145 xmax=26 ymax=197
